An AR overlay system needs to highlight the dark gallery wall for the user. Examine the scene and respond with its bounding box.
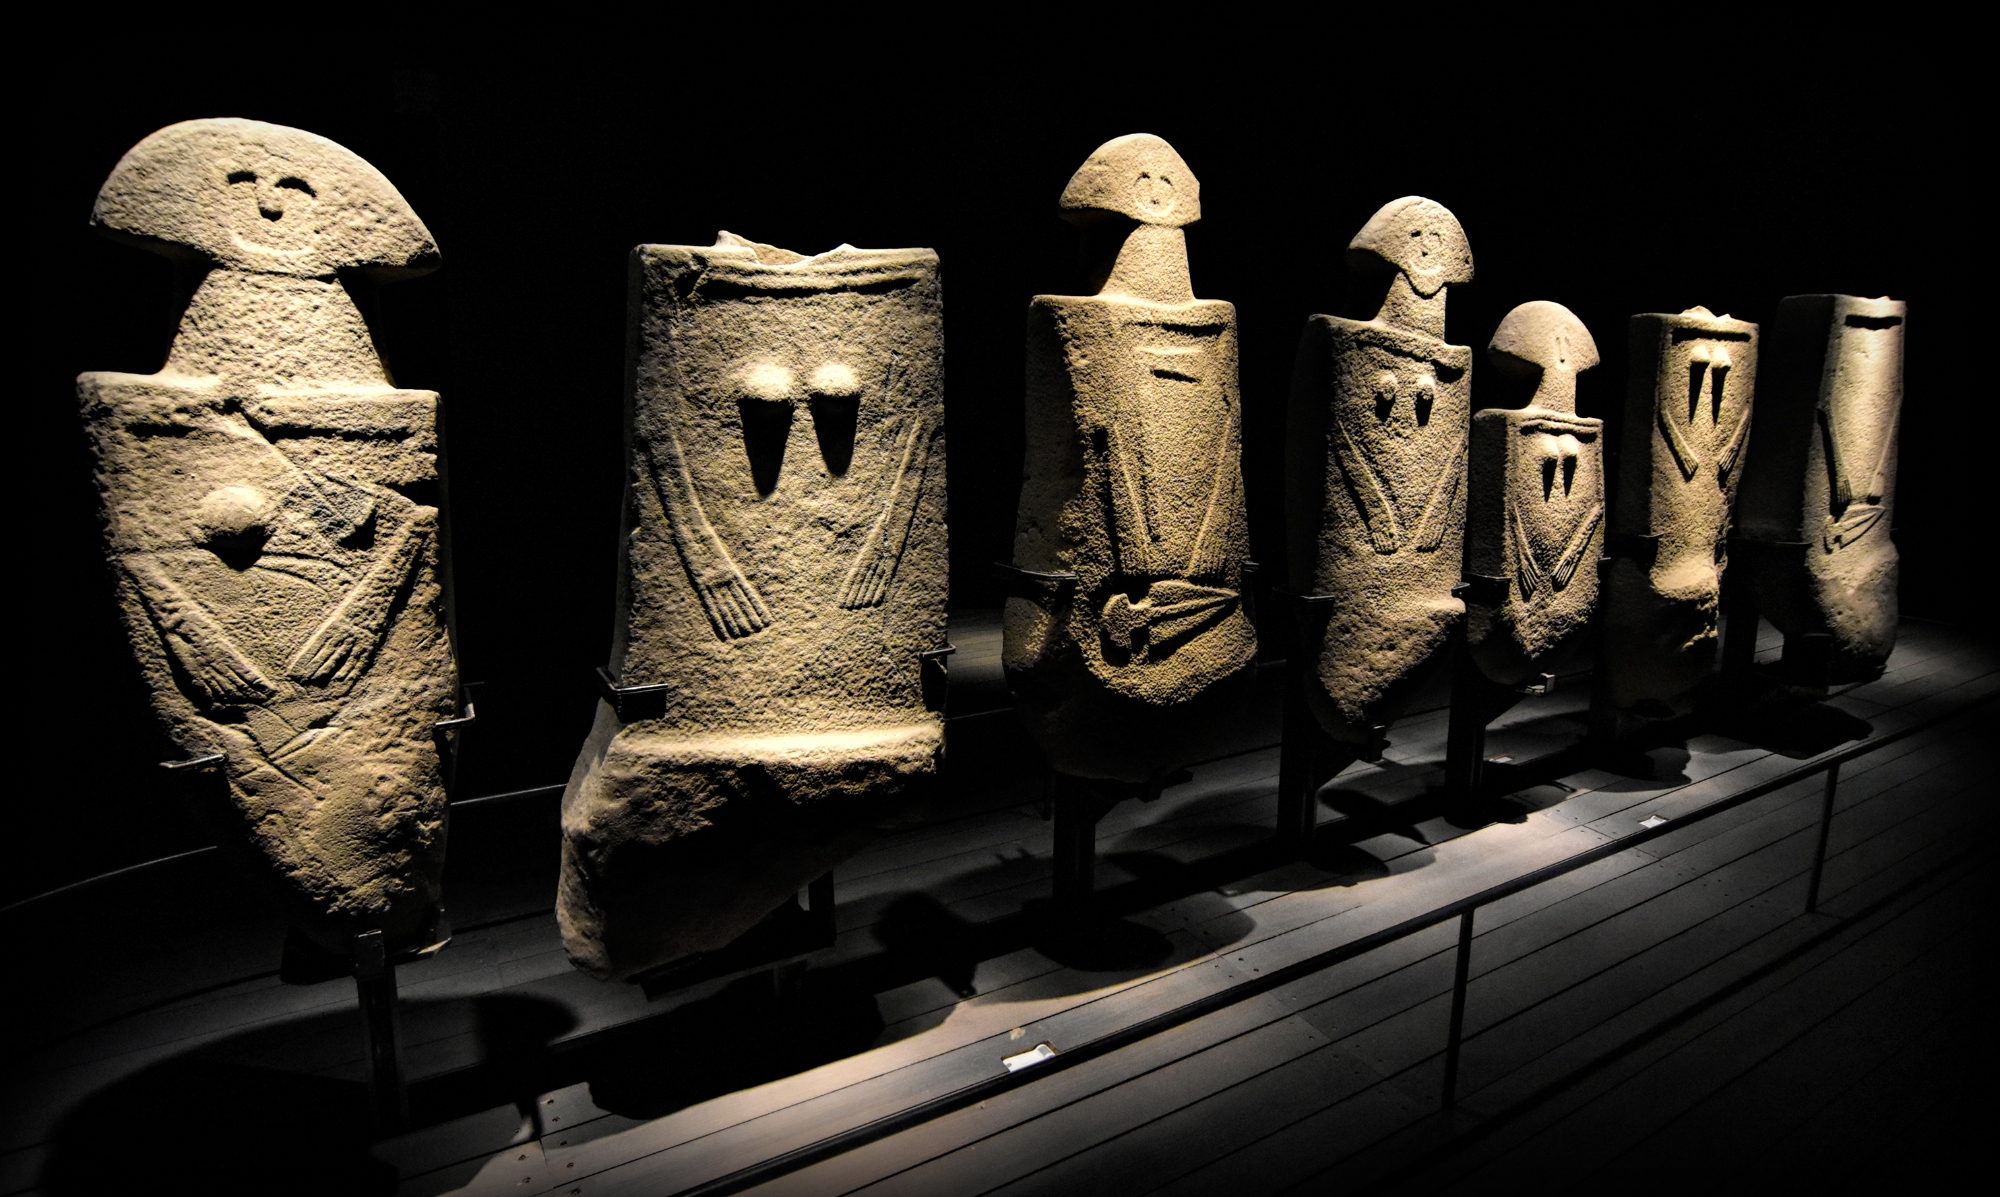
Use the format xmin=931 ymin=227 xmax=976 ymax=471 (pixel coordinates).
xmin=18 ymin=54 xmax=1969 ymax=905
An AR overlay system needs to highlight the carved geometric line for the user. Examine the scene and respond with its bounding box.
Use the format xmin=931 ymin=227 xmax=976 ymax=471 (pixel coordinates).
xmin=1184 ymin=407 xmax=1238 ymax=580
xmin=643 ymin=429 xmax=772 ymax=642
xmin=837 ymin=414 xmax=936 ymax=610
xmin=1657 ymin=387 xmax=1701 ymax=482
xmin=1511 ymin=506 xmax=1546 ymax=601
xmin=286 ymin=513 xmax=431 ymax=688
xmin=1333 ymin=417 xmax=1402 ymax=554
xmin=1102 ymin=422 xmax=1156 ymax=576
xmin=1549 ymin=503 xmax=1604 ymax=591
xmin=1411 ymin=444 xmax=1464 ymax=553
xmin=1714 ymin=402 xmax=1751 ymax=488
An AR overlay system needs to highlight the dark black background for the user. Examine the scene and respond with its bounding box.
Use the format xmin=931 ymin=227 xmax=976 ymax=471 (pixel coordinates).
xmin=19 ymin=51 xmax=1967 ymax=905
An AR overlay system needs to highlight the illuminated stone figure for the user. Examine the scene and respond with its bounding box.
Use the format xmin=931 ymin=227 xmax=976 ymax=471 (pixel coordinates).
xmin=1003 ymin=134 xmax=1257 ymax=782
xmin=1600 ymin=307 xmax=1759 ymax=706
xmin=1286 ymin=197 xmax=1473 ymax=750
xmin=1735 ymin=296 xmax=1905 ymax=681
xmin=78 ymin=119 xmax=457 ymax=957
xmin=562 ymin=233 xmax=946 ymax=979
xmin=1465 ymin=302 xmax=1605 ymax=684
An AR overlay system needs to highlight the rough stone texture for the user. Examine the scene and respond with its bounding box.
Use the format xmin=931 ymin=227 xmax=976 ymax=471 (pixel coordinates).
xmin=1286 ymin=197 xmax=1473 ymax=745
xmin=1735 ymin=296 xmax=1905 ymax=680
xmin=77 ymin=119 xmax=455 ymax=957
xmin=1466 ymin=301 xmax=1605 ymax=685
xmin=1003 ymin=135 xmax=1257 ymax=782
xmin=1601 ymin=306 xmax=1760 ymax=706
xmin=561 ymin=233 xmax=946 ymax=980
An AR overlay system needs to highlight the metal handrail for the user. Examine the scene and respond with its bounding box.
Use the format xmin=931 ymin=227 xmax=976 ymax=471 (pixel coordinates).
xmin=672 ymin=687 xmax=1996 ymax=1197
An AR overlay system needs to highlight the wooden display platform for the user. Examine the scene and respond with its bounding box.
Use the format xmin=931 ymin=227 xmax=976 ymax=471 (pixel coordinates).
xmin=1 ymin=614 xmax=1992 ymax=1195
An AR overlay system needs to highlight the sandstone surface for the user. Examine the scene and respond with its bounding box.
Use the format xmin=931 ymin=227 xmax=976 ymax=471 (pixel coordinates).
xmin=1003 ymin=134 xmax=1257 ymax=782
xmin=1286 ymin=197 xmax=1473 ymax=746
xmin=1466 ymin=301 xmax=1605 ymax=684
xmin=1601 ymin=307 xmax=1759 ymax=706
xmin=561 ymin=233 xmax=947 ymax=980
xmin=1735 ymin=296 xmax=1905 ymax=680
xmin=78 ymin=119 xmax=456 ymax=957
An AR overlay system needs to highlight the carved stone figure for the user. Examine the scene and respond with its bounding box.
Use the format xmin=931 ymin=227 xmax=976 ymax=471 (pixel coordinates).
xmin=1286 ymin=197 xmax=1473 ymax=749
xmin=1465 ymin=302 xmax=1604 ymax=684
xmin=78 ymin=119 xmax=456 ymax=957
xmin=1600 ymin=307 xmax=1759 ymax=707
xmin=561 ymin=233 xmax=946 ymax=980
xmin=1735 ymin=296 xmax=1905 ymax=680
xmin=1003 ymin=134 xmax=1256 ymax=783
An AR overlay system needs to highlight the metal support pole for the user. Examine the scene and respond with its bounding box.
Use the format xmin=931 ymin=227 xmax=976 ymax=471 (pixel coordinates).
xmin=1804 ymin=762 xmax=1841 ymax=914
xmin=1441 ymin=908 xmax=1475 ymax=1109
xmin=1277 ymin=668 xmax=1320 ymax=848
xmin=353 ymin=928 xmax=408 ymax=1134
xmin=1052 ymin=783 xmax=1096 ymax=910
xmin=1444 ymin=674 xmax=1487 ymax=801
xmin=807 ymin=871 xmax=836 ymax=947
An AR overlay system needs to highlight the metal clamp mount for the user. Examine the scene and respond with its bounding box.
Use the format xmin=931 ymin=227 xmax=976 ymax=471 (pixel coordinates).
xmin=597 ymin=666 xmax=672 ymax=723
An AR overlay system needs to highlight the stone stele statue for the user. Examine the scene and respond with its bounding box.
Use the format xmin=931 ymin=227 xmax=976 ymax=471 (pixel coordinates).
xmin=1286 ymin=197 xmax=1474 ymax=752
xmin=1600 ymin=306 xmax=1760 ymax=708
xmin=78 ymin=119 xmax=458 ymax=959
xmin=1465 ymin=301 xmax=1605 ymax=684
xmin=561 ymin=233 xmax=947 ymax=980
xmin=1734 ymin=295 xmax=1905 ymax=681
xmin=1003 ymin=134 xmax=1258 ymax=783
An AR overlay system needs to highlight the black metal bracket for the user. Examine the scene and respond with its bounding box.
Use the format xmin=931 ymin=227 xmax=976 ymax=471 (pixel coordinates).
xmin=432 ymin=702 xmax=477 ymax=734
xmin=159 ymin=751 xmax=226 ymax=772
xmin=1460 ymin=574 xmax=1511 ymax=608
xmin=920 ymin=644 xmax=955 ymax=713
xmin=993 ymin=562 xmax=1078 ymax=608
xmin=597 ymin=665 xmax=673 ymax=723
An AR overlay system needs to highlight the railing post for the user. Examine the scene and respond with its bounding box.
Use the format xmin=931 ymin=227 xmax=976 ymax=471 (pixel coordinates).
xmin=1804 ymin=762 xmax=1841 ymax=914
xmin=1441 ymin=908 xmax=1475 ymax=1109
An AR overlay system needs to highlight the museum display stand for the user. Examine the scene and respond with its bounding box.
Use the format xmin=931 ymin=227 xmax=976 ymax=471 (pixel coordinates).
xmin=8 ymin=611 xmax=1991 ymax=1195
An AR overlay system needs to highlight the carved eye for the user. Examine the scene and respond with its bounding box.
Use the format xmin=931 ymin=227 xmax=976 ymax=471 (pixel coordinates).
xmin=276 ymin=176 xmax=316 ymax=197
xmin=226 ymin=169 xmax=256 ymax=184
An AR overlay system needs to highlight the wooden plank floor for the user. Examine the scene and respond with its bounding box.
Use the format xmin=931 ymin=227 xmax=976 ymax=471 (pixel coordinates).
xmin=1 ymin=616 xmax=1990 ymax=1196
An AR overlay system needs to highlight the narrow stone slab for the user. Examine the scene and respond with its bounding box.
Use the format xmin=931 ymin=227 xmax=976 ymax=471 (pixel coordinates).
xmin=1737 ymin=295 xmax=1907 ymax=681
xmin=1602 ymin=306 xmax=1760 ymax=707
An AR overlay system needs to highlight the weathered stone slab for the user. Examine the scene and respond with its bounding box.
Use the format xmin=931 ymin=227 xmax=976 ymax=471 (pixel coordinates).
xmin=1466 ymin=301 xmax=1605 ymax=685
xmin=561 ymin=234 xmax=946 ymax=980
xmin=1601 ymin=306 xmax=1759 ymax=706
xmin=77 ymin=119 xmax=455 ymax=957
xmin=1003 ymin=135 xmax=1257 ymax=782
xmin=1286 ymin=197 xmax=1473 ymax=746
xmin=1736 ymin=295 xmax=1905 ymax=680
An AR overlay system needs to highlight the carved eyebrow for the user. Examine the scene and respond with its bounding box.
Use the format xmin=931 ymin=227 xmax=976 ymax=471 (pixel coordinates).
xmin=276 ymin=176 xmax=316 ymax=196
xmin=226 ymin=169 xmax=256 ymax=183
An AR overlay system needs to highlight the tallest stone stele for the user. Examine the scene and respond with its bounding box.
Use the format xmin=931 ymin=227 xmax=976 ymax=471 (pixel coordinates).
xmin=1004 ymin=134 xmax=1258 ymax=783
xmin=78 ymin=119 xmax=458 ymax=957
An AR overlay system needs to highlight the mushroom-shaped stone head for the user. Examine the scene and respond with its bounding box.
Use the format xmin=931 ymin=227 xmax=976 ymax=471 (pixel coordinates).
xmin=1059 ymin=133 xmax=1200 ymax=228
xmin=1348 ymin=197 xmax=1473 ymax=299
xmin=91 ymin=118 xmax=439 ymax=279
xmin=1488 ymin=300 xmax=1599 ymax=414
